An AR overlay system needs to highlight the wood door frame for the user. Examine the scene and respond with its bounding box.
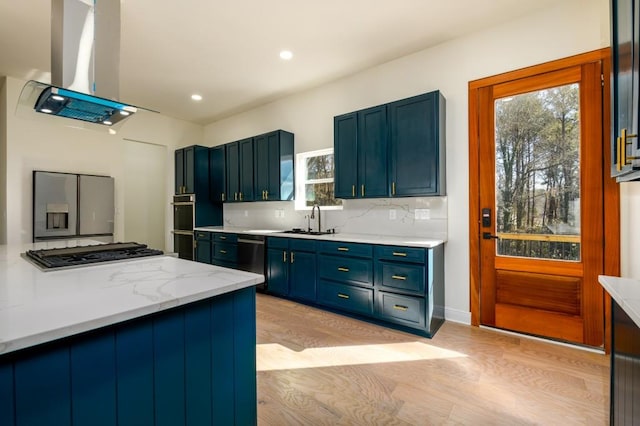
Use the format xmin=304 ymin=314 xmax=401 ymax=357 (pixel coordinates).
xmin=468 ymin=49 xmax=619 ymax=351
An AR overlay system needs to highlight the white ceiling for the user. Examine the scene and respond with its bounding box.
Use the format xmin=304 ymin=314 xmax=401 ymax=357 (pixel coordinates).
xmin=0 ymin=0 xmax=562 ymax=125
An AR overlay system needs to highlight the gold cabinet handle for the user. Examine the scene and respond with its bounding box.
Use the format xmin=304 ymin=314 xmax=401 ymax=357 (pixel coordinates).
xmin=392 ymin=182 xmax=396 ymax=196
xmin=338 ymin=267 xmax=350 ymax=272
xmin=337 ymin=247 xmax=349 ymax=252
xmin=361 ymin=184 xmax=365 ymax=197
xmin=234 ymin=192 xmax=238 ymax=201
xmin=623 ymin=128 xmax=640 ymax=164
xmin=393 ymin=304 xmax=408 ymax=311
xmin=239 ymin=192 xmax=243 ymax=201
xmin=352 ymin=185 xmax=355 ymax=197
xmin=392 ymin=275 xmax=407 ymax=281
xmin=222 ymin=193 xmax=226 ymax=202
xmin=194 ymin=240 xmax=197 ymax=248
xmin=262 ymin=190 xmax=266 ymax=200
xmin=265 ymin=190 xmax=268 ymax=200
xmin=219 ymin=250 xmax=227 ymax=254
xmin=392 ymin=252 xmax=407 ymax=257
xmin=291 ymin=252 xmax=295 ymax=263
xmin=283 ymin=250 xmax=287 ymax=263
xmin=338 ymin=293 xmax=350 ymax=299
xmin=219 ymin=236 xmax=226 ymax=240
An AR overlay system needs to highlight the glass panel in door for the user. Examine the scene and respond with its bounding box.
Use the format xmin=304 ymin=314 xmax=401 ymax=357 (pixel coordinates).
xmin=494 ymin=83 xmax=581 ymax=261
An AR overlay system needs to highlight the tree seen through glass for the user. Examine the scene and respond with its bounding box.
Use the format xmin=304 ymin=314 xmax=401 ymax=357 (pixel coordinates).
xmin=495 ymin=83 xmax=581 ymax=261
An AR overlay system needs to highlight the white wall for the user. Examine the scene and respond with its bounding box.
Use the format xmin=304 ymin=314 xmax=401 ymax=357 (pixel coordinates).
xmin=203 ymin=0 xmax=610 ymax=322
xmin=0 ymin=77 xmax=7 ymax=244
xmin=3 ymin=76 xmax=203 ymax=250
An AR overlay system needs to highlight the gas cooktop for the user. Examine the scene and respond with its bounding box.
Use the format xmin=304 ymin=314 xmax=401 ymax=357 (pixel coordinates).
xmin=25 ymin=242 xmax=164 ymax=270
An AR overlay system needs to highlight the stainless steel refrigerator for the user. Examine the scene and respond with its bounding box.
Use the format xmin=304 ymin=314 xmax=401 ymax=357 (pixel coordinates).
xmin=33 ymin=171 xmax=115 ymax=242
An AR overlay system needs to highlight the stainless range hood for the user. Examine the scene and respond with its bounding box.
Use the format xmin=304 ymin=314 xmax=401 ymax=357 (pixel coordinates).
xmin=18 ymin=0 xmax=142 ymax=128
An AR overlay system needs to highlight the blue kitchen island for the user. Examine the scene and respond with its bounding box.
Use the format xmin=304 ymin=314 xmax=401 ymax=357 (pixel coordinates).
xmin=0 ymin=240 xmax=263 ymax=426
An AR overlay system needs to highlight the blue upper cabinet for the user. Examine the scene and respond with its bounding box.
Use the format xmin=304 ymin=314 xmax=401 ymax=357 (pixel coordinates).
xmin=209 ymin=146 xmax=226 ymax=203
xmin=334 ymin=90 xmax=446 ymax=199
xmin=175 ymin=145 xmax=209 ymax=196
xmin=358 ymin=105 xmax=388 ymax=198
xmin=389 ymin=91 xmax=446 ymax=196
xmin=225 ymin=142 xmax=240 ymax=202
xmin=334 ymin=112 xmax=358 ymax=198
xmin=254 ymin=130 xmax=295 ymax=201
xmin=239 ymin=138 xmax=255 ymax=202
xmin=611 ymin=0 xmax=640 ymax=181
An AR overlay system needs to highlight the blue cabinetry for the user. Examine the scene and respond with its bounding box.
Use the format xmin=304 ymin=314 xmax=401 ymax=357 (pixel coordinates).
xmin=0 ymin=287 xmax=257 ymax=426
xmin=194 ymin=231 xmax=212 ymax=264
xmin=208 ymin=145 xmax=226 ymax=202
xmin=175 ymin=145 xmax=209 ymax=196
xmin=226 ymin=138 xmax=255 ymax=202
xmin=212 ymin=233 xmax=238 ymax=268
xmin=334 ymin=90 xmax=446 ymax=198
xmin=266 ymin=237 xmax=317 ymax=302
xmin=254 ymin=130 xmax=295 ymax=201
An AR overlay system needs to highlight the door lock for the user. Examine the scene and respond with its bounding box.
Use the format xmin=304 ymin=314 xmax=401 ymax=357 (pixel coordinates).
xmin=482 ymin=232 xmax=499 ymax=240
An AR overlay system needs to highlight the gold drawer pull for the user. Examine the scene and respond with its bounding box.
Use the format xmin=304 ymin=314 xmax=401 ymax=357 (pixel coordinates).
xmin=219 ymin=236 xmax=227 ymax=240
xmin=392 ymin=252 xmax=407 ymax=257
xmin=338 ymin=247 xmax=349 ymax=252
xmin=392 ymin=275 xmax=407 ymax=281
xmin=392 ymin=181 xmax=396 ymax=196
xmin=291 ymin=252 xmax=295 ymax=263
xmin=338 ymin=293 xmax=350 ymax=299
xmin=352 ymin=185 xmax=355 ymax=197
xmin=393 ymin=304 xmax=409 ymax=311
xmin=338 ymin=267 xmax=350 ymax=272
xmin=283 ymin=251 xmax=287 ymax=262
xmin=222 ymin=193 xmax=226 ymax=201
xmin=219 ymin=250 xmax=227 ymax=254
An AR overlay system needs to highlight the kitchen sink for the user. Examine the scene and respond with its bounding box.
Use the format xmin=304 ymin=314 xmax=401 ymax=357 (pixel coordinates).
xmin=283 ymin=228 xmax=334 ymax=235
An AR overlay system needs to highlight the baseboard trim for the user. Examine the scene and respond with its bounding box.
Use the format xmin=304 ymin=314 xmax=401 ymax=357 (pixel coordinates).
xmin=444 ymin=307 xmax=471 ymax=325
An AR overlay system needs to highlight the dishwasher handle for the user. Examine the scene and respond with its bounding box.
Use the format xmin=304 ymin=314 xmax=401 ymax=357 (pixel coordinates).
xmin=237 ymin=236 xmax=265 ymax=244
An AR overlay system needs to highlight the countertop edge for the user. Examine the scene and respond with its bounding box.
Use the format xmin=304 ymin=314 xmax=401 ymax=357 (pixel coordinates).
xmin=598 ymin=275 xmax=640 ymax=327
xmin=194 ymin=226 xmax=446 ymax=248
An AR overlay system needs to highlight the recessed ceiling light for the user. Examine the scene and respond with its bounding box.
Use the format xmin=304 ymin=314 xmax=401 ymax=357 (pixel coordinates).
xmin=191 ymin=94 xmax=203 ymax=101
xmin=103 ymin=120 xmax=113 ymax=125
xmin=279 ymin=50 xmax=293 ymax=60
xmin=41 ymin=108 xmax=53 ymax=114
xmin=51 ymin=95 xmax=65 ymax=102
xmin=119 ymin=110 xmax=130 ymax=116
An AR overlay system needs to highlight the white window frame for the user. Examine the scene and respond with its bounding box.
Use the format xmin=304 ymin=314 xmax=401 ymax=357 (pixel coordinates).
xmin=295 ymin=148 xmax=343 ymax=211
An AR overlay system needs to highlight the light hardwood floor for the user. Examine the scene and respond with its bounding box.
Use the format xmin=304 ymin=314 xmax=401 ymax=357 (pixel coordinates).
xmin=255 ymin=293 xmax=609 ymax=425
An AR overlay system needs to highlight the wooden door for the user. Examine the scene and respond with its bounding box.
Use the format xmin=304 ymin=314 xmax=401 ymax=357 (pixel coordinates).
xmin=470 ymin=51 xmax=613 ymax=347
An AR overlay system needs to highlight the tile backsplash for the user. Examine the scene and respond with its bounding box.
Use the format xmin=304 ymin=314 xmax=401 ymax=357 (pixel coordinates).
xmin=223 ymin=197 xmax=447 ymax=240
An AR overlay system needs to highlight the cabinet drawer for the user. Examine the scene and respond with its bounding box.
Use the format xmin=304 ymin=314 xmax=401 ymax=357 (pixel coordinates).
xmin=318 ymin=241 xmax=372 ymax=258
xmin=376 ymin=262 xmax=425 ymax=294
xmin=318 ymin=255 xmax=372 ymax=286
xmin=375 ymin=245 xmax=425 ymax=263
xmin=318 ymin=280 xmax=373 ymax=316
xmin=376 ymin=292 xmax=425 ymax=328
xmin=213 ymin=233 xmax=238 ymax=243
xmin=195 ymin=231 xmax=212 ymax=241
xmin=290 ymin=238 xmax=317 ymax=252
xmin=267 ymin=237 xmax=288 ymax=250
xmin=213 ymin=242 xmax=237 ymax=262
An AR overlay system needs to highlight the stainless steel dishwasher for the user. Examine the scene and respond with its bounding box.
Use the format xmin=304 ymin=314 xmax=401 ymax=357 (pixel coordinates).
xmin=237 ymin=234 xmax=266 ymax=291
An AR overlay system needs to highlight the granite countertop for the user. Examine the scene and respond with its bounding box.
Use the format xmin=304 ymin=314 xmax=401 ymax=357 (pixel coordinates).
xmin=194 ymin=226 xmax=445 ymax=249
xmin=599 ymin=275 xmax=640 ymax=327
xmin=0 ymin=240 xmax=264 ymax=355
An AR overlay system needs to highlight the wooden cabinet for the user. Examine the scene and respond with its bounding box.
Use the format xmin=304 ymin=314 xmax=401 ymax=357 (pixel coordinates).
xmin=266 ymin=237 xmax=317 ymax=302
xmin=389 ymin=92 xmax=446 ymax=196
xmin=254 ymin=130 xmax=295 ymax=201
xmin=194 ymin=231 xmax=212 ymax=264
xmin=175 ymin=145 xmax=209 ymax=195
xmin=611 ymin=0 xmax=640 ymax=181
xmin=334 ymin=90 xmax=445 ymax=198
xmin=610 ymin=299 xmax=640 ymax=423
xmin=209 ymin=146 xmax=226 ymax=202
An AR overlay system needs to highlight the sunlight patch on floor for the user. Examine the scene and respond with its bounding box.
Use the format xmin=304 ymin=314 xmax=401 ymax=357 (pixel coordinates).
xmin=257 ymin=341 xmax=467 ymax=371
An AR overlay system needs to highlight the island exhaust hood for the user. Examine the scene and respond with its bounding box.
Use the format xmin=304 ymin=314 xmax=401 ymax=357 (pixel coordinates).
xmin=20 ymin=0 xmax=140 ymax=128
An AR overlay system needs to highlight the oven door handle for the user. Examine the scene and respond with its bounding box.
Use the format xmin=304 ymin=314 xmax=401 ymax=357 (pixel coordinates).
xmin=172 ymin=202 xmax=195 ymax=206
xmin=172 ymin=230 xmax=194 ymax=236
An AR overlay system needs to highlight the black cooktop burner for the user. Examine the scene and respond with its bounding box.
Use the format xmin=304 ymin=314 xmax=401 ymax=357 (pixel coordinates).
xmin=26 ymin=242 xmax=164 ymax=269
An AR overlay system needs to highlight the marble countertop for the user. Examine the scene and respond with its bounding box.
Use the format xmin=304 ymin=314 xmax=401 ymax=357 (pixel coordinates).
xmin=0 ymin=240 xmax=264 ymax=355
xmin=194 ymin=226 xmax=445 ymax=248
xmin=599 ymin=275 xmax=640 ymax=327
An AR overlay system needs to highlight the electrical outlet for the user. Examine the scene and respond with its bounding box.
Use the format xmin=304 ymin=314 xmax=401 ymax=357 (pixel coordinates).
xmin=389 ymin=209 xmax=396 ymax=220
xmin=415 ymin=209 xmax=430 ymax=220
xmin=274 ymin=210 xmax=280 ymax=218
xmin=279 ymin=209 xmax=285 ymax=218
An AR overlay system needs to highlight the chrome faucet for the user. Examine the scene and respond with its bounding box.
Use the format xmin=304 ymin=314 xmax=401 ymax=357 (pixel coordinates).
xmin=310 ymin=203 xmax=321 ymax=233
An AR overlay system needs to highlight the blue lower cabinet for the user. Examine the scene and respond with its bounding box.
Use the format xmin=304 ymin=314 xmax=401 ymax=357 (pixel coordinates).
xmin=267 ymin=246 xmax=289 ymax=296
xmin=317 ymin=279 xmax=374 ymax=316
xmin=0 ymin=287 xmax=257 ymax=426
xmin=195 ymin=231 xmax=212 ymax=264
xmin=289 ymin=250 xmax=317 ymax=302
xmin=266 ymin=237 xmax=317 ymax=302
xmin=376 ymin=291 xmax=426 ymax=328
xmin=318 ymin=254 xmax=372 ymax=286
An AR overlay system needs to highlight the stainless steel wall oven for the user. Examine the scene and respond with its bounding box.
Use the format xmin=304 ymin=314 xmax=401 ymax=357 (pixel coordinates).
xmin=172 ymin=194 xmax=195 ymax=260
